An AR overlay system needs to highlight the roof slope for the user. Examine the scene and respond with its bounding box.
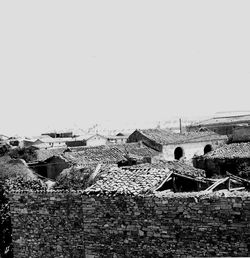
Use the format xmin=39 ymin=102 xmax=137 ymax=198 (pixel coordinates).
xmin=27 ymin=143 xmax=160 ymax=166
xmin=30 ymin=147 xmax=68 ymax=163
xmin=203 ymin=142 xmax=250 ymax=159
xmin=113 ymin=142 xmax=159 ymax=157
xmin=85 ymin=165 xmax=171 ymax=195
xmin=63 ymin=145 xmax=126 ymax=166
xmin=65 ymin=143 xmax=160 ymax=166
xmin=85 ymin=161 xmax=206 ymax=195
xmin=139 ymin=129 xmax=227 ymax=145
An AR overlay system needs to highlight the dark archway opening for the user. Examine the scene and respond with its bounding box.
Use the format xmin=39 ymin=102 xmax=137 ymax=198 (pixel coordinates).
xmin=174 ymin=147 xmax=184 ymax=160
xmin=204 ymin=144 xmax=212 ymax=155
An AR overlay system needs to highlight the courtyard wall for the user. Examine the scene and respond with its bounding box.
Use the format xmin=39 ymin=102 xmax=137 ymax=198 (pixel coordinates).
xmin=9 ymin=191 xmax=250 ymax=257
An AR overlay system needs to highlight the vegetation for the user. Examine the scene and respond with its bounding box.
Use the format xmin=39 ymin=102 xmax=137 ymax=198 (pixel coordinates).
xmin=0 ymin=155 xmax=47 ymax=257
xmin=8 ymin=147 xmax=37 ymax=163
xmin=237 ymin=162 xmax=250 ymax=180
xmin=53 ymin=166 xmax=94 ymax=190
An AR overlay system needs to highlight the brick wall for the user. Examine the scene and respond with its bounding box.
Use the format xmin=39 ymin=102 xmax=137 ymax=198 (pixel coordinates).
xmin=9 ymin=191 xmax=250 ymax=257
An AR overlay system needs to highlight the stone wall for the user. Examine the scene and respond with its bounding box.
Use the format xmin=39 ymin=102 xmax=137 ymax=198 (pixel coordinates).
xmin=0 ymin=183 xmax=12 ymax=257
xmin=9 ymin=191 xmax=250 ymax=257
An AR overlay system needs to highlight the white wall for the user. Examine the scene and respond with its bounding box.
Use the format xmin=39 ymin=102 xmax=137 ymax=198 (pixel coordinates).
xmin=162 ymin=140 xmax=225 ymax=161
xmin=86 ymin=136 xmax=107 ymax=146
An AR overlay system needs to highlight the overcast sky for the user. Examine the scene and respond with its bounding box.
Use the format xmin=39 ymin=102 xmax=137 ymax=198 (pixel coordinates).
xmin=1 ymin=1 xmax=250 ymax=136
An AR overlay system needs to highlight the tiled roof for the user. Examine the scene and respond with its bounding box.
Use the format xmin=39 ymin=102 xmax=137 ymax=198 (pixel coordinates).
xmin=113 ymin=142 xmax=159 ymax=157
xmin=160 ymin=160 xmax=206 ymax=177
xmin=85 ymin=165 xmax=171 ymax=195
xmin=139 ymin=129 xmax=227 ymax=145
xmin=85 ymin=161 xmax=206 ymax=194
xmin=63 ymin=145 xmax=126 ymax=166
xmin=28 ymin=142 xmax=160 ymax=165
xmin=31 ymin=147 xmax=68 ymax=163
xmin=66 ymin=143 xmax=160 ymax=166
xmin=203 ymin=142 xmax=250 ymax=159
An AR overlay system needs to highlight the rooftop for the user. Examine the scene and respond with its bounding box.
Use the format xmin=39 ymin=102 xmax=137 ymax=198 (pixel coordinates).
xmin=202 ymin=142 xmax=250 ymax=160
xmin=85 ymin=161 xmax=206 ymax=195
xmin=113 ymin=142 xmax=160 ymax=158
xmin=65 ymin=142 xmax=160 ymax=165
xmin=63 ymin=145 xmax=127 ymax=166
xmin=29 ymin=147 xmax=68 ymax=163
xmin=138 ymin=129 xmax=227 ymax=145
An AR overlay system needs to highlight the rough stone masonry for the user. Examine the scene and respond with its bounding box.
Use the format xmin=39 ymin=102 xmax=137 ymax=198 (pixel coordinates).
xmin=8 ymin=190 xmax=250 ymax=257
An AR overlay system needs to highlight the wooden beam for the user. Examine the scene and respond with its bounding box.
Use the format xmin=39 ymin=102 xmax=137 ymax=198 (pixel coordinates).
xmin=229 ymin=187 xmax=245 ymax=192
xmin=204 ymin=177 xmax=229 ymax=192
xmin=172 ymin=172 xmax=208 ymax=183
xmin=226 ymin=171 xmax=250 ymax=185
xmin=154 ymin=172 xmax=173 ymax=191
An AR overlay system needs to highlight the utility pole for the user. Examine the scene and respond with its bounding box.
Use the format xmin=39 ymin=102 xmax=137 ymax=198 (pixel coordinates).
xmin=179 ymin=118 xmax=182 ymax=134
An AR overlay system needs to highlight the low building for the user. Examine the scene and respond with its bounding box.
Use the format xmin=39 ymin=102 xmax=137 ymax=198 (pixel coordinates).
xmin=27 ymin=142 xmax=161 ymax=179
xmin=230 ymin=126 xmax=250 ymax=143
xmin=21 ymin=135 xmax=81 ymax=149
xmin=106 ymin=134 xmax=128 ymax=145
xmin=27 ymin=147 xmax=69 ymax=179
xmin=193 ymin=142 xmax=250 ymax=178
xmin=85 ymin=162 xmax=211 ymax=195
xmin=42 ymin=131 xmax=73 ymax=138
xmin=85 ymin=134 xmax=108 ymax=146
xmin=127 ymin=128 xmax=227 ymax=161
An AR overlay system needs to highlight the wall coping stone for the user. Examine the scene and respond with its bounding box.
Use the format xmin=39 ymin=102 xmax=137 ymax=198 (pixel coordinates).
xmin=7 ymin=189 xmax=250 ymax=200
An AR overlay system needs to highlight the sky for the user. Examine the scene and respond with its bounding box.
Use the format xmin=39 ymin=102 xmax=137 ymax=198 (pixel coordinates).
xmin=1 ymin=1 xmax=250 ymax=136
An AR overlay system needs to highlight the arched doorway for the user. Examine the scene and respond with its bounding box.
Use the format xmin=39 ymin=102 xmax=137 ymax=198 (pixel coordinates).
xmin=174 ymin=147 xmax=184 ymax=160
xmin=204 ymin=144 xmax=212 ymax=154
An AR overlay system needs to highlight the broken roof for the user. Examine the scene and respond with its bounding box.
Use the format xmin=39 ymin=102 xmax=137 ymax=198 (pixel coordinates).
xmin=202 ymin=142 xmax=250 ymax=159
xmin=29 ymin=147 xmax=68 ymax=163
xmin=137 ymin=129 xmax=227 ymax=145
xmin=85 ymin=161 xmax=206 ymax=195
